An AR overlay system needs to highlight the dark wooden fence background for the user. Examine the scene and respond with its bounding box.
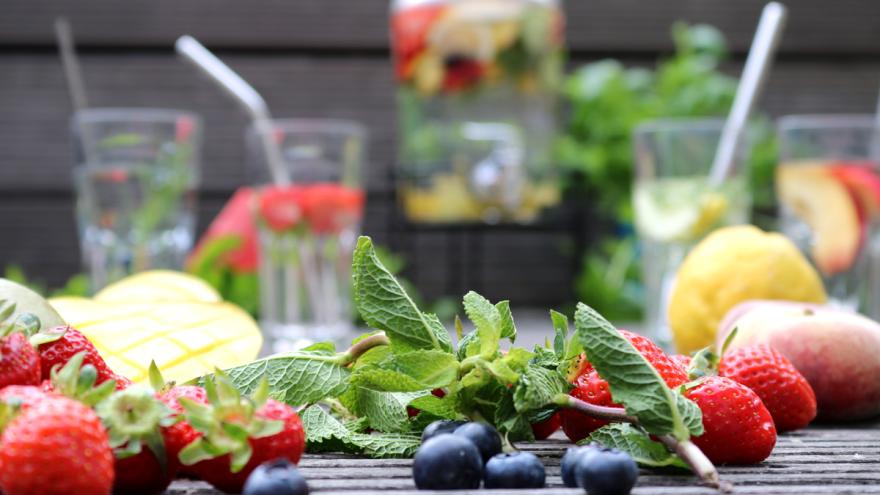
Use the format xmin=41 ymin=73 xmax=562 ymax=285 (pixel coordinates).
xmin=1 ymin=1 xmax=878 ymax=305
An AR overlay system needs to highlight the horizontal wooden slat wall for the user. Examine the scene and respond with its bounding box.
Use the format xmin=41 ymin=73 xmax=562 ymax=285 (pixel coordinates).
xmin=1 ymin=0 xmax=878 ymax=301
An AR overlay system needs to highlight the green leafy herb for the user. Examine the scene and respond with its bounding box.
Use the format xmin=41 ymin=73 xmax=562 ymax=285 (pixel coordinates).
xmin=586 ymin=423 xmax=689 ymax=469
xmin=574 ymin=303 xmax=702 ymax=440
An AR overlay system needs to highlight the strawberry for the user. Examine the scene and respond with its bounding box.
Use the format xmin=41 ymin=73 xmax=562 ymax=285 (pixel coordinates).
xmin=561 ymin=330 xmax=688 ymax=442
xmin=530 ymin=411 xmax=561 ymax=440
xmin=301 ymin=183 xmax=365 ymax=235
xmin=0 ymin=384 xmax=53 ymax=407
xmin=158 ymin=384 xmax=208 ymax=474
xmin=177 ymin=372 xmax=305 ymax=493
xmin=98 ymin=385 xmax=180 ymax=495
xmin=0 ymin=394 xmax=115 ymax=495
xmin=37 ymin=325 xmax=128 ymax=387
xmin=684 ymin=376 xmax=777 ymax=464
xmin=0 ymin=332 xmax=41 ymax=388
xmin=258 ymin=185 xmax=306 ymax=233
xmin=719 ymin=345 xmax=817 ymax=432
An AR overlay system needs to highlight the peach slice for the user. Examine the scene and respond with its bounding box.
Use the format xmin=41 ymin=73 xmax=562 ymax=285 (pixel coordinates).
xmin=830 ymin=162 xmax=880 ymax=219
xmin=777 ymin=164 xmax=861 ymax=275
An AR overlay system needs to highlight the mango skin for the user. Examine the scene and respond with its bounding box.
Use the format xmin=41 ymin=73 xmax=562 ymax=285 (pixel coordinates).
xmin=718 ymin=300 xmax=880 ymax=421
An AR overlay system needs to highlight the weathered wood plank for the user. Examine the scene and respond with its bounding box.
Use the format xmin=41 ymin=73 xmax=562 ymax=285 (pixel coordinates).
xmin=165 ymin=426 xmax=880 ymax=494
xmin=1 ymin=0 xmax=879 ymax=55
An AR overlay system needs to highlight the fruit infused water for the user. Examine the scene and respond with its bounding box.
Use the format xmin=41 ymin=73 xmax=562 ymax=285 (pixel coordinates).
xmin=633 ymin=119 xmax=752 ymax=347
xmin=776 ymin=116 xmax=880 ymax=318
xmin=247 ymin=120 xmax=366 ymax=352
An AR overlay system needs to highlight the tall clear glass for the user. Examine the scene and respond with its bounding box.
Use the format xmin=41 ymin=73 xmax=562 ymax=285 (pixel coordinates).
xmin=247 ymin=119 xmax=366 ymax=353
xmin=633 ymin=118 xmax=752 ymax=348
xmin=72 ymin=108 xmax=202 ymax=291
xmin=776 ymin=115 xmax=880 ymax=318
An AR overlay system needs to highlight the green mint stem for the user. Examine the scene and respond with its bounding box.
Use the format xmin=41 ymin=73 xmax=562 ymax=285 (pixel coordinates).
xmin=658 ymin=436 xmax=730 ymax=493
xmin=339 ymin=333 xmax=391 ymax=366
xmin=559 ymin=395 xmax=729 ymax=492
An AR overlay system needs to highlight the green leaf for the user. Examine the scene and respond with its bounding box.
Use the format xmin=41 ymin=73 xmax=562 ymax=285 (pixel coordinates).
xmin=352 ymin=237 xmax=452 ymax=353
xmin=301 ymin=405 xmax=359 ymax=453
xmin=586 ymin=423 xmax=689 ymax=469
xmin=496 ymin=300 xmax=517 ymax=342
xmin=350 ymin=433 xmax=421 ymax=458
xmin=385 ymin=350 xmax=459 ymax=388
xmin=487 ymin=359 xmax=519 ymax=384
xmin=351 ymin=368 xmax=428 ymax=392
xmin=456 ymin=331 xmax=480 ymax=361
xmin=463 ymin=291 xmax=501 ymax=359
xmin=550 ymin=309 xmax=569 ymax=357
xmin=574 ymin=303 xmax=702 ymax=439
xmin=500 ymin=348 xmax=534 ymax=372
xmin=354 ymin=389 xmax=425 ymax=433
xmin=219 ymin=351 xmax=349 ymax=407
xmin=407 ymin=394 xmax=459 ymax=419
xmin=513 ymin=365 xmax=568 ymax=413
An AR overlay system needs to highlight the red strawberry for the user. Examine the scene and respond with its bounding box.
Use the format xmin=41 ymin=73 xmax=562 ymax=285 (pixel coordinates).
xmin=684 ymin=376 xmax=777 ymax=464
xmin=191 ymin=398 xmax=306 ymax=492
xmin=561 ymin=330 xmax=688 ymax=442
xmin=0 ymin=395 xmax=115 ymax=495
xmin=188 ymin=187 xmax=260 ymax=273
xmin=37 ymin=326 xmax=127 ymax=386
xmin=719 ymin=345 xmax=817 ymax=432
xmin=258 ymin=185 xmax=306 ymax=233
xmin=302 ymin=183 xmax=365 ymax=235
xmin=158 ymin=384 xmax=209 ymax=473
xmin=391 ymin=3 xmax=445 ymax=79
xmin=177 ymin=373 xmax=305 ymax=493
xmin=0 ymin=332 xmax=41 ymax=388
xmin=0 ymin=384 xmax=53 ymax=407
xmin=530 ymin=411 xmax=561 ymax=440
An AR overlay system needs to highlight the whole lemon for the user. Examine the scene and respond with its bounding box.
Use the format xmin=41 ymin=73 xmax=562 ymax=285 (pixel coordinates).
xmin=668 ymin=225 xmax=827 ymax=354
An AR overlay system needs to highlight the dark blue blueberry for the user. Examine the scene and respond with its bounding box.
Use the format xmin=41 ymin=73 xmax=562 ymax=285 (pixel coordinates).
xmin=242 ymin=459 xmax=309 ymax=495
xmin=453 ymin=422 xmax=502 ymax=464
xmin=575 ymin=447 xmax=638 ymax=495
xmin=412 ymin=434 xmax=483 ymax=490
xmin=483 ymin=451 xmax=546 ymax=489
xmin=421 ymin=419 xmax=467 ymax=443
xmin=561 ymin=445 xmax=601 ymax=487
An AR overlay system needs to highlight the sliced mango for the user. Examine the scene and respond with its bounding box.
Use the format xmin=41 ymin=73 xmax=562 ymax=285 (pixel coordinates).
xmin=95 ymin=270 xmax=222 ymax=304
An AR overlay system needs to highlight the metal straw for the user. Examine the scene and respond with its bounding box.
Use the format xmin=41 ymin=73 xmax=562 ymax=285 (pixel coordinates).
xmin=871 ymin=87 xmax=880 ymax=161
xmin=709 ymin=2 xmax=787 ymax=186
xmin=55 ymin=17 xmax=97 ymax=164
xmin=175 ymin=35 xmax=290 ymax=185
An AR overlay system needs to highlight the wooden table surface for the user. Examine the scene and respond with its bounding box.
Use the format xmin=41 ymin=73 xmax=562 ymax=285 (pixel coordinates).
xmin=167 ymin=423 xmax=880 ymax=494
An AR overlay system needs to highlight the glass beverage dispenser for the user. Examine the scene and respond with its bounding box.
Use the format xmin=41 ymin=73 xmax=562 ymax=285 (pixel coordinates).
xmin=390 ymin=0 xmax=565 ymax=223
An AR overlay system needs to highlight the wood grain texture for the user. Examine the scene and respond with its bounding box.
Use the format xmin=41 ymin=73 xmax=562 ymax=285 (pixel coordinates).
xmin=165 ymin=425 xmax=880 ymax=494
xmin=1 ymin=0 xmax=879 ymax=55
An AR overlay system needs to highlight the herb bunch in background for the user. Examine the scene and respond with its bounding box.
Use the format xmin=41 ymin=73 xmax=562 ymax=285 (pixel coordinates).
xmin=556 ymin=23 xmax=777 ymax=321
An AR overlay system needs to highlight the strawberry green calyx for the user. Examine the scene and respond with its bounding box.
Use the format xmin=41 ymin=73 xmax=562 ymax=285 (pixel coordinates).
xmin=28 ymin=324 xmax=66 ymax=348
xmin=97 ymin=385 xmax=177 ymax=469
xmin=49 ymin=352 xmax=116 ymax=406
xmin=0 ymin=300 xmax=42 ymax=341
xmin=178 ymin=372 xmax=283 ymax=473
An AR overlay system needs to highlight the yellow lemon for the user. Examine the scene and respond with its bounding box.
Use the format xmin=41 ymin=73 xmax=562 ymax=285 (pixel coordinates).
xmin=95 ymin=270 xmax=222 ymax=304
xmin=667 ymin=225 xmax=827 ymax=354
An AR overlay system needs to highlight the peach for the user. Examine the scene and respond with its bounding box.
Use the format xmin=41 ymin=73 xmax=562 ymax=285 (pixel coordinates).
xmin=717 ymin=300 xmax=880 ymax=421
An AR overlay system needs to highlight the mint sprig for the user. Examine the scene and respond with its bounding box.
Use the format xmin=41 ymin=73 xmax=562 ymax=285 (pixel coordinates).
xmin=586 ymin=423 xmax=689 ymax=469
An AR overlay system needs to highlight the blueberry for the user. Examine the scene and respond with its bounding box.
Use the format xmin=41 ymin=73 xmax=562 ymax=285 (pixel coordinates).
xmin=453 ymin=422 xmax=502 ymax=464
xmin=242 ymin=459 xmax=309 ymax=495
xmin=575 ymin=447 xmax=638 ymax=495
xmin=421 ymin=419 xmax=467 ymax=443
xmin=484 ymin=452 xmax=546 ymax=489
xmin=561 ymin=444 xmax=601 ymax=488
xmin=412 ymin=434 xmax=483 ymax=490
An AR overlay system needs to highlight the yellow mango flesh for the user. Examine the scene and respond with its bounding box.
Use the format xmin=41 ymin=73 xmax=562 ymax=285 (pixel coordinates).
xmin=50 ymin=284 xmax=261 ymax=384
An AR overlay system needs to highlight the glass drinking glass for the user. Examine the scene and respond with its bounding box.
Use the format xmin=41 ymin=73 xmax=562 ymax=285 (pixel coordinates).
xmin=633 ymin=118 xmax=752 ymax=348
xmin=72 ymin=108 xmax=202 ymax=291
xmin=776 ymin=115 xmax=880 ymax=317
xmin=247 ymin=119 xmax=367 ymax=353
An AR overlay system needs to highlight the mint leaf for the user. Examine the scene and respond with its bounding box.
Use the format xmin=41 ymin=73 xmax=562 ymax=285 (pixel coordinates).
xmin=574 ymin=303 xmax=702 ymax=439
xmin=408 ymin=394 xmax=459 ymax=419
xmin=501 ymin=348 xmax=534 ymax=372
xmin=354 ymin=389 xmax=426 ymax=433
xmin=301 ymin=405 xmax=358 ymax=453
xmin=487 ymin=359 xmax=519 ymax=384
xmin=386 ymin=350 xmax=459 ymax=388
xmin=496 ymin=300 xmax=517 ymax=342
xmin=586 ymin=423 xmax=689 ymax=469
xmin=350 ymin=433 xmax=421 ymax=458
xmin=463 ymin=291 xmax=501 ymax=358
xmin=353 ymin=237 xmax=453 ymax=353
xmin=456 ymin=331 xmax=480 ymax=360
xmin=550 ymin=309 xmax=568 ymax=357
xmin=513 ymin=365 xmax=568 ymax=412
xmin=351 ymin=368 xmax=427 ymax=392
xmin=221 ymin=351 xmax=349 ymax=407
